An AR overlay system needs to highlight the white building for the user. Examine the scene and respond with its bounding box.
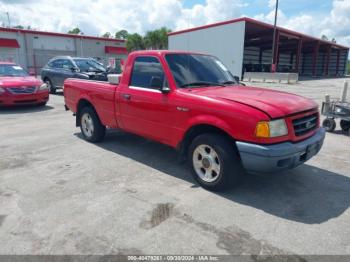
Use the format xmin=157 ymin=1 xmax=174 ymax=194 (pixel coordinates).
xmin=168 ymin=17 xmax=349 ymax=78
xmin=0 ymin=27 xmax=127 ymax=74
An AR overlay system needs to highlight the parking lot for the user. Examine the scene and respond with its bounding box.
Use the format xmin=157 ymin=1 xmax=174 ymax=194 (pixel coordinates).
xmin=0 ymin=77 xmax=350 ymax=255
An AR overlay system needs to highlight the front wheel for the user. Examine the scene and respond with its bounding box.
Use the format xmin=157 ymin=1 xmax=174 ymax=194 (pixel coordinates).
xmin=79 ymin=107 xmax=106 ymax=142
xmin=340 ymin=120 xmax=350 ymax=132
xmin=45 ymin=78 xmax=56 ymax=94
xmin=322 ymin=118 xmax=336 ymax=132
xmin=188 ymin=134 xmax=244 ymax=191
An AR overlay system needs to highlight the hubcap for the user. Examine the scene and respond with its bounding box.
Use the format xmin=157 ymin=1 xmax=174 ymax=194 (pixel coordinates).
xmin=45 ymin=80 xmax=52 ymax=91
xmin=193 ymin=144 xmax=221 ymax=183
xmin=81 ymin=113 xmax=94 ymax=138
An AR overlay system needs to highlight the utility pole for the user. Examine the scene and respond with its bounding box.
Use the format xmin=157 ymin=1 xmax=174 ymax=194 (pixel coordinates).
xmin=6 ymin=12 xmax=11 ymax=27
xmin=271 ymin=0 xmax=279 ymax=72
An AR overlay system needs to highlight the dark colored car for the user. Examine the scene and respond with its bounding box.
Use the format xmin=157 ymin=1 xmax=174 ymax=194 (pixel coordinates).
xmin=41 ymin=56 xmax=108 ymax=94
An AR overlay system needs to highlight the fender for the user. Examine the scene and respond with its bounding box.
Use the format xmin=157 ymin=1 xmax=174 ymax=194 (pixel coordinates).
xmin=183 ymin=114 xmax=237 ymax=140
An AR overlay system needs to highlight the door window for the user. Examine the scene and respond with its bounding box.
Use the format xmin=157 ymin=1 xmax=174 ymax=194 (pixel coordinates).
xmin=130 ymin=56 xmax=165 ymax=89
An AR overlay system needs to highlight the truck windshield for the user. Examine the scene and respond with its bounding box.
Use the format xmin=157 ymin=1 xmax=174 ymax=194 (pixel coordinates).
xmin=74 ymin=59 xmax=106 ymax=72
xmin=0 ymin=64 xmax=29 ymax=77
xmin=165 ymin=54 xmax=237 ymax=88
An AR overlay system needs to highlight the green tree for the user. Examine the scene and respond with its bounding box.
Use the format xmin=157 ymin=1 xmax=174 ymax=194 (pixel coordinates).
xmin=68 ymin=27 xmax=82 ymax=34
xmin=115 ymin=30 xmax=128 ymax=40
xmin=321 ymin=35 xmax=328 ymax=41
xmin=126 ymin=33 xmax=145 ymax=52
xmin=144 ymin=27 xmax=171 ymax=50
xmin=102 ymin=32 xmax=111 ymax=38
xmin=13 ymin=25 xmax=24 ymax=29
xmin=347 ymin=60 xmax=350 ymax=75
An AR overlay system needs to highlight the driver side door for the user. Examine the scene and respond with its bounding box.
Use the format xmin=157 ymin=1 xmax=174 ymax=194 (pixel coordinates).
xmin=118 ymin=56 xmax=179 ymax=145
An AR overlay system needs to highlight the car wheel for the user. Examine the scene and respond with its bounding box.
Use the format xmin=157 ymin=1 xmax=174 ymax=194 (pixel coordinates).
xmin=188 ymin=133 xmax=244 ymax=191
xmin=80 ymin=107 xmax=106 ymax=142
xmin=45 ymin=78 xmax=56 ymax=94
xmin=340 ymin=120 xmax=350 ymax=132
xmin=322 ymin=118 xmax=336 ymax=132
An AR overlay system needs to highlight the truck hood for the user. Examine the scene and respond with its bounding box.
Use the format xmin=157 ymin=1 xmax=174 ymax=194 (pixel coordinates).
xmin=0 ymin=76 xmax=42 ymax=87
xmin=188 ymin=85 xmax=318 ymax=118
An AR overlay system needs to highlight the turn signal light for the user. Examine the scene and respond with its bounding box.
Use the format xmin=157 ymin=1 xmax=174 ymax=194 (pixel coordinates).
xmin=255 ymin=121 xmax=270 ymax=138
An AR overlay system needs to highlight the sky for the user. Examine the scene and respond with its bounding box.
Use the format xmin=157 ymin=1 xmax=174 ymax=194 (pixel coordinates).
xmin=0 ymin=0 xmax=349 ymax=47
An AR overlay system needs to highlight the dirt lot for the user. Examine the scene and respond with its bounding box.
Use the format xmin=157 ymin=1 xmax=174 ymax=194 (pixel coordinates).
xmin=0 ymin=77 xmax=350 ymax=255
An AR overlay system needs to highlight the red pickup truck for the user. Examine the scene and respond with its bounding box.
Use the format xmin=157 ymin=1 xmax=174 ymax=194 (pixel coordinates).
xmin=64 ymin=50 xmax=325 ymax=190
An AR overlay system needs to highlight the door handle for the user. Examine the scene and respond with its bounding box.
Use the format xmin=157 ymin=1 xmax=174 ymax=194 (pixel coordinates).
xmin=122 ymin=94 xmax=131 ymax=100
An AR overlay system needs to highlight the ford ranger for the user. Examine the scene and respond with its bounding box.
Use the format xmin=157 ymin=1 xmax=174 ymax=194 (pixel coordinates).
xmin=64 ymin=50 xmax=325 ymax=191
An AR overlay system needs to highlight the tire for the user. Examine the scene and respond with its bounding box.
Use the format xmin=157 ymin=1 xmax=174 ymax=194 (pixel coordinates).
xmin=79 ymin=107 xmax=106 ymax=143
xmin=188 ymin=133 xmax=244 ymax=191
xmin=340 ymin=120 xmax=350 ymax=132
xmin=45 ymin=78 xmax=56 ymax=94
xmin=322 ymin=118 xmax=336 ymax=132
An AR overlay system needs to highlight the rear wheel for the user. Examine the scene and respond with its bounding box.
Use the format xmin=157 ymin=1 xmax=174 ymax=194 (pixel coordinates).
xmin=45 ymin=78 xmax=56 ymax=94
xmin=188 ymin=134 xmax=244 ymax=191
xmin=340 ymin=120 xmax=350 ymax=132
xmin=79 ymin=107 xmax=106 ymax=142
xmin=322 ymin=118 xmax=336 ymax=132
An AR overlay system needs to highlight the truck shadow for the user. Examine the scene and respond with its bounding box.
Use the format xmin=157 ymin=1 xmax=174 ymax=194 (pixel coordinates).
xmin=0 ymin=105 xmax=54 ymax=114
xmin=75 ymin=130 xmax=350 ymax=225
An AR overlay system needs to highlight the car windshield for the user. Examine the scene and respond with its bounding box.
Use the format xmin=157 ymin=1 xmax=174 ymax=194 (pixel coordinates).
xmin=165 ymin=54 xmax=237 ymax=88
xmin=73 ymin=59 xmax=106 ymax=72
xmin=0 ymin=64 xmax=29 ymax=77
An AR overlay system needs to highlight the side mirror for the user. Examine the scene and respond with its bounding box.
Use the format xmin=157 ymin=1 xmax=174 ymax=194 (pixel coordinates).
xmin=28 ymin=69 xmax=36 ymax=76
xmin=150 ymin=77 xmax=170 ymax=93
xmin=108 ymin=74 xmax=120 ymax=85
xmin=70 ymin=67 xmax=78 ymax=72
xmin=233 ymin=76 xmax=240 ymax=82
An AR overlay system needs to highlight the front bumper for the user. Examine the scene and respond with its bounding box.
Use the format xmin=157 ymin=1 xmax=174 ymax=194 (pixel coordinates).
xmin=0 ymin=91 xmax=49 ymax=106
xmin=236 ymin=128 xmax=326 ymax=173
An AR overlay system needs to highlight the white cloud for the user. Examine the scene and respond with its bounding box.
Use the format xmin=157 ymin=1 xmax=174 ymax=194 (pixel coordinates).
xmin=254 ymin=0 xmax=350 ymax=47
xmin=0 ymin=0 xmax=243 ymax=36
xmin=0 ymin=0 xmax=349 ymax=48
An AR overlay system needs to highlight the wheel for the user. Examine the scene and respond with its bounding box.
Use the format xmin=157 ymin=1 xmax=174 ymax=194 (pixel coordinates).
xmin=340 ymin=120 xmax=350 ymax=132
xmin=44 ymin=78 xmax=56 ymax=94
xmin=322 ymin=118 xmax=336 ymax=132
xmin=188 ymin=134 xmax=244 ymax=191
xmin=79 ymin=107 xmax=106 ymax=142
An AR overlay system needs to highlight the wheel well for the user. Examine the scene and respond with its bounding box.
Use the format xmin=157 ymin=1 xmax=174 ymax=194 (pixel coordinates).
xmin=76 ymin=99 xmax=95 ymax=127
xmin=179 ymin=124 xmax=236 ymax=158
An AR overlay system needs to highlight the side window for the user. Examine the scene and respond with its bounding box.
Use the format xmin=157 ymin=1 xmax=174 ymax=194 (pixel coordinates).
xmin=51 ymin=59 xmax=63 ymax=69
xmin=62 ymin=59 xmax=73 ymax=70
xmin=130 ymin=56 xmax=165 ymax=89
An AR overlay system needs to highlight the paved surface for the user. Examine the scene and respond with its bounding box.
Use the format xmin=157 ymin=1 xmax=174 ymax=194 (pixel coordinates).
xmin=0 ymin=78 xmax=350 ymax=255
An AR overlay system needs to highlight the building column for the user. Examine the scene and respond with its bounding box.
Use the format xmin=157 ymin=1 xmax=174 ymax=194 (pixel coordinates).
xmin=295 ymin=38 xmax=302 ymax=73
xmin=271 ymin=30 xmax=280 ymax=72
xmin=323 ymin=45 xmax=331 ymax=76
xmin=312 ymin=41 xmax=320 ymax=77
xmin=335 ymin=49 xmax=341 ymax=76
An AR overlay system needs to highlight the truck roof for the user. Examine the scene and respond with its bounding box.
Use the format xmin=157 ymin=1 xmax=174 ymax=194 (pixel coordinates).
xmin=130 ymin=50 xmax=208 ymax=56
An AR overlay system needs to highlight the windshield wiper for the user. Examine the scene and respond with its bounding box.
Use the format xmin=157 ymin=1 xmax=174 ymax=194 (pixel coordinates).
xmin=220 ymin=80 xmax=238 ymax=85
xmin=180 ymin=81 xmax=225 ymax=88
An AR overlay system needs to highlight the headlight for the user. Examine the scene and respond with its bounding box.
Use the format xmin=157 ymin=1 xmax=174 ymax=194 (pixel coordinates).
xmin=38 ymin=83 xmax=48 ymax=90
xmin=255 ymin=119 xmax=288 ymax=138
xmin=0 ymin=87 xmax=5 ymax=94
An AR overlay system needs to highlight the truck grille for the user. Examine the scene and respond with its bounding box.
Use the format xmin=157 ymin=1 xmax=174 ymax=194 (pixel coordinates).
xmin=8 ymin=86 xmax=36 ymax=94
xmin=292 ymin=113 xmax=318 ymax=136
